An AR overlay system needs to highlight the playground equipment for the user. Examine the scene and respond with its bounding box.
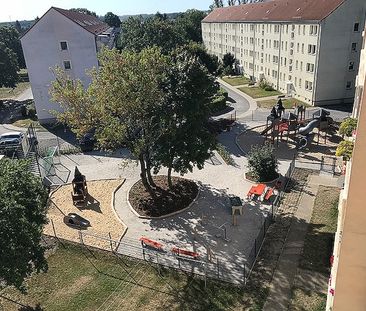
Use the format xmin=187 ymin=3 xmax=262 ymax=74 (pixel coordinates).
xmin=261 ymin=99 xmax=331 ymax=150
xmin=71 ymin=167 xmax=88 ymax=206
xmin=215 ymin=223 xmax=230 ymax=242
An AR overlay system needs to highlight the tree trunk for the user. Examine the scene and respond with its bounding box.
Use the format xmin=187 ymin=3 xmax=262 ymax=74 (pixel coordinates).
xmin=139 ymin=155 xmax=154 ymax=196
xmin=167 ymin=166 xmax=173 ymax=189
xmin=145 ymin=151 xmax=156 ymax=188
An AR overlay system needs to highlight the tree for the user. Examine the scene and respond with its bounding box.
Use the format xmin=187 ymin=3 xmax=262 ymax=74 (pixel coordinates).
xmin=336 ymin=140 xmax=354 ymax=160
xmin=0 ymin=42 xmax=19 ymax=88
xmin=104 ymin=12 xmax=121 ymax=28
xmin=247 ymin=143 xmax=278 ymax=182
xmin=339 ymin=117 xmax=357 ymax=137
xmin=50 ymin=47 xmax=168 ymax=193
xmin=210 ymin=0 xmax=224 ymax=10
xmin=70 ymin=8 xmax=97 ymax=17
xmin=0 ymin=159 xmax=49 ymax=290
xmin=152 ymin=48 xmax=218 ymax=187
xmin=175 ymin=10 xmax=207 ymax=43
xmin=0 ymin=26 xmax=25 ymax=68
xmin=222 ymin=52 xmax=236 ymax=75
xmin=15 ymin=20 xmax=22 ymax=33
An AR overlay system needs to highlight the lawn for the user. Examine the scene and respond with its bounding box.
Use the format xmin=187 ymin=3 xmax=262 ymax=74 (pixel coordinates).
xmin=238 ymin=86 xmax=282 ymax=99
xmin=289 ymin=186 xmax=339 ymax=310
xmin=221 ymin=76 xmax=251 ymax=86
xmin=12 ymin=119 xmax=44 ymax=129
xmin=257 ymin=98 xmax=310 ymax=109
xmin=0 ymin=242 xmax=247 ymax=311
xmin=0 ymin=82 xmax=30 ymax=100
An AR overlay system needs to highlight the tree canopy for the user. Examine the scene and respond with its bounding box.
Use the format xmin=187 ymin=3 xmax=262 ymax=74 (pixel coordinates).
xmin=104 ymin=12 xmax=121 ymax=28
xmin=70 ymin=8 xmax=97 ymax=17
xmin=0 ymin=159 xmax=49 ymax=291
xmin=0 ymin=26 xmax=25 ymax=68
xmin=50 ymin=46 xmax=217 ymax=191
xmin=117 ymin=10 xmax=207 ymax=54
xmin=0 ymin=42 xmax=19 ymax=88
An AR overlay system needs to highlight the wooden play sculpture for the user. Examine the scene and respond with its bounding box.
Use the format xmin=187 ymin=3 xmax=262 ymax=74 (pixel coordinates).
xmin=71 ymin=167 xmax=88 ymax=206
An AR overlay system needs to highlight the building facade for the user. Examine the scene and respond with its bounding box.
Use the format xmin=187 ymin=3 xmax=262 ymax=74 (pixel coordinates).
xmin=326 ymin=26 xmax=366 ymax=311
xmin=21 ymin=7 xmax=115 ymax=124
xmin=202 ymin=0 xmax=366 ymax=106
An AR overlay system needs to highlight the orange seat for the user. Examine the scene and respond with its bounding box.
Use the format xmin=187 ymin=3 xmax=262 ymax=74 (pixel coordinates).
xmin=139 ymin=237 xmax=163 ymax=250
xmin=264 ymin=188 xmax=274 ymax=201
xmin=171 ymin=247 xmax=199 ymax=259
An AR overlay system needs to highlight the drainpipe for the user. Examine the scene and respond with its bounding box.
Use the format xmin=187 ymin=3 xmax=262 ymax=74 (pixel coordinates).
xmin=277 ymin=23 xmax=283 ymax=90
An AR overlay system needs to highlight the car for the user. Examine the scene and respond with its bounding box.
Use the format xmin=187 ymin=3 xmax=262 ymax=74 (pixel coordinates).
xmin=63 ymin=213 xmax=91 ymax=228
xmin=0 ymin=132 xmax=24 ymax=145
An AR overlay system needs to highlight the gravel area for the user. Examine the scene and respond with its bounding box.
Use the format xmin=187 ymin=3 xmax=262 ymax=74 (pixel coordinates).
xmin=44 ymin=179 xmax=126 ymax=251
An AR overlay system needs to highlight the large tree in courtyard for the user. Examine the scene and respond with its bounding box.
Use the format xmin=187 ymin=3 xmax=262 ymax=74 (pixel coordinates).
xmin=0 ymin=42 xmax=19 ymax=88
xmin=0 ymin=159 xmax=49 ymax=290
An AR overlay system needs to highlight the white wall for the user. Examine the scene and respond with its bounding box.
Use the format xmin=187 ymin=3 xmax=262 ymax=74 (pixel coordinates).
xmin=21 ymin=8 xmax=98 ymax=123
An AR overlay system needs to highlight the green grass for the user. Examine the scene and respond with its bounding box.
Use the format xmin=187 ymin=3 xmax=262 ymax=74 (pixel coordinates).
xmin=289 ymin=186 xmax=339 ymax=310
xmin=257 ymin=98 xmax=310 ymax=109
xmin=238 ymin=86 xmax=282 ymax=99
xmin=0 ymin=82 xmax=30 ymax=99
xmin=0 ymin=242 xmax=250 ymax=311
xmin=222 ymin=76 xmax=251 ymax=86
xmin=12 ymin=119 xmax=44 ymax=129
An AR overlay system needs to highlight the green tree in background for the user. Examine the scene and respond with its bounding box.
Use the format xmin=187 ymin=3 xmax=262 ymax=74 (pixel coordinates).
xmin=104 ymin=12 xmax=121 ymax=27
xmin=70 ymin=8 xmax=97 ymax=17
xmin=175 ymin=10 xmax=207 ymax=43
xmin=0 ymin=159 xmax=49 ymax=291
xmin=0 ymin=26 xmax=25 ymax=68
xmin=0 ymin=42 xmax=19 ymax=88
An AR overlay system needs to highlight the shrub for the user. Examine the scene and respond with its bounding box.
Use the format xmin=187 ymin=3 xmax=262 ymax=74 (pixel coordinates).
xmin=339 ymin=117 xmax=357 ymax=137
xmin=216 ymin=143 xmax=235 ymax=166
xmin=210 ymin=88 xmax=229 ymax=113
xmin=264 ymin=85 xmax=275 ymax=91
xmin=247 ymin=143 xmax=279 ymax=182
xmin=336 ymin=140 xmax=354 ymax=160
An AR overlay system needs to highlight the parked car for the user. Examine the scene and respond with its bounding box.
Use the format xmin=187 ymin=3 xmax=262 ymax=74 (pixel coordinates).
xmin=78 ymin=129 xmax=96 ymax=152
xmin=0 ymin=132 xmax=24 ymax=145
xmin=63 ymin=213 xmax=91 ymax=228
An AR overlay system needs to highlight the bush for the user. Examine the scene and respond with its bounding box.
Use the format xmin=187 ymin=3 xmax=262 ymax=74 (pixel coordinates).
xmin=247 ymin=143 xmax=279 ymax=182
xmin=339 ymin=117 xmax=357 ymax=137
xmin=223 ymin=65 xmax=234 ymax=76
xmin=216 ymin=143 xmax=235 ymax=166
xmin=264 ymin=85 xmax=275 ymax=91
xmin=336 ymin=140 xmax=354 ymax=160
xmin=210 ymin=88 xmax=229 ymax=113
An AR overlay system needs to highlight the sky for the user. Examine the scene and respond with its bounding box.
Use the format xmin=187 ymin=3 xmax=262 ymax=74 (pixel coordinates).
xmin=1 ymin=0 xmax=213 ymax=22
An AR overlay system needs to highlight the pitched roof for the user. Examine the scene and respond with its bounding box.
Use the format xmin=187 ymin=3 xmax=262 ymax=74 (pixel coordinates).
xmin=202 ymin=0 xmax=345 ymax=23
xmin=53 ymin=7 xmax=110 ymax=35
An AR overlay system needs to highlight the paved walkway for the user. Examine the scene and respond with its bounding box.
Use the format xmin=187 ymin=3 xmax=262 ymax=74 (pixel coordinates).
xmin=15 ymin=86 xmax=33 ymax=101
xmin=263 ymin=175 xmax=338 ymax=311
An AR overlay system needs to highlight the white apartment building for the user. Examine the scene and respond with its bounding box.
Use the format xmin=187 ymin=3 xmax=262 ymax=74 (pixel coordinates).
xmin=21 ymin=7 xmax=116 ymax=124
xmin=202 ymin=0 xmax=366 ymax=106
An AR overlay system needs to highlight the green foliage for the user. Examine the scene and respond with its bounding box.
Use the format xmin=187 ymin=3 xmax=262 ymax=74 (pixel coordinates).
xmin=0 ymin=159 xmax=49 ymax=290
xmin=117 ymin=10 xmax=205 ymax=54
xmin=223 ymin=65 xmax=234 ymax=76
xmin=0 ymin=25 xmax=25 ymax=68
xmin=104 ymin=12 xmax=121 ymax=27
xmin=339 ymin=117 xmax=357 ymax=137
xmin=69 ymin=8 xmax=97 ymax=17
xmin=0 ymin=42 xmax=19 ymax=88
xmin=210 ymin=88 xmax=228 ymax=113
xmin=247 ymin=143 xmax=279 ymax=182
xmin=216 ymin=143 xmax=235 ymax=165
xmin=222 ymin=53 xmax=236 ymax=70
xmin=336 ymin=140 xmax=354 ymax=160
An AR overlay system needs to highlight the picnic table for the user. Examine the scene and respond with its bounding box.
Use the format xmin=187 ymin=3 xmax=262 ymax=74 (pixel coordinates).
xmin=248 ymin=183 xmax=266 ymax=197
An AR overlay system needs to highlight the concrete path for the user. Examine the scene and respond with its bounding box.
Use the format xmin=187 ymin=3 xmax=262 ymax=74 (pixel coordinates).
xmin=15 ymin=86 xmax=33 ymax=101
xmin=263 ymin=175 xmax=338 ymax=311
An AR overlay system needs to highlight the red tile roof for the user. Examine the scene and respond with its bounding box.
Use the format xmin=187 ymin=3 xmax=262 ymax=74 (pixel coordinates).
xmin=53 ymin=7 xmax=110 ymax=35
xmin=203 ymin=0 xmax=345 ymax=23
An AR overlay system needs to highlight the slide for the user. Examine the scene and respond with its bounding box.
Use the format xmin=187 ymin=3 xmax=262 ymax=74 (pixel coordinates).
xmin=297 ymin=134 xmax=315 ymax=150
xmin=298 ymin=119 xmax=319 ymax=136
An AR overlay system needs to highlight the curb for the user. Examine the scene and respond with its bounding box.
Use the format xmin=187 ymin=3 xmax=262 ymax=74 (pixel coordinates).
xmin=126 ymin=178 xmax=201 ymax=220
xmin=235 ymin=124 xmax=266 ymax=156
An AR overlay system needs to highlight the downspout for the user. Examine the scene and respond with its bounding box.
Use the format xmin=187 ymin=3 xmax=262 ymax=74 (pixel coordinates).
xmin=277 ymin=23 xmax=283 ymax=90
xmin=312 ymin=21 xmax=322 ymax=106
xmin=253 ymin=23 xmax=256 ymax=79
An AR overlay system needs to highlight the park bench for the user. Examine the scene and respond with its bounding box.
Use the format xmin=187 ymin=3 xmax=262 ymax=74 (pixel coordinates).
xmin=264 ymin=188 xmax=275 ymax=201
xmin=171 ymin=247 xmax=199 ymax=260
xmin=247 ymin=183 xmax=266 ymax=200
xmin=139 ymin=237 xmax=163 ymax=251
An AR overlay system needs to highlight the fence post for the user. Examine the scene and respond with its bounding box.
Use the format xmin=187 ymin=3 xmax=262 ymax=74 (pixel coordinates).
xmin=51 ymin=219 xmax=57 ymax=238
xmin=254 ymin=238 xmax=257 ymax=256
xmin=217 ymin=258 xmax=220 ymax=279
xmin=243 ymin=264 xmax=246 ymax=285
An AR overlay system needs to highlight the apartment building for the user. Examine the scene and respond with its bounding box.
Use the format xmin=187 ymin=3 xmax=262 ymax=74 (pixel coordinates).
xmin=326 ymin=27 xmax=366 ymax=311
xmin=21 ymin=7 xmax=116 ymax=124
xmin=202 ymin=0 xmax=366 ymax=106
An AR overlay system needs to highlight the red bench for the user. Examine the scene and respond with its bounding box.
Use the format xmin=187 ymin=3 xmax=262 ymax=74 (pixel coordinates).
xmin=139 ymin=237 xmax=163 ymax=251
xmin=171 ymin=247 xmax=199 ymax=259
xmin=247 ymin=183 xmax=266 ymax=199
xmin=264 ymin=188 xmax=274 ymax=201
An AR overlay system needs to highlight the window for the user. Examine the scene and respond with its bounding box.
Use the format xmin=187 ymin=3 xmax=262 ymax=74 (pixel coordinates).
xmin=354 ymin=23 xmax=360 ymax=32
xmin=308 ymin=44 xmax=316 ymax=54
xmin=349 ymin=61 xmax=355 ymax=71
xmin=346 ymin=81 xmax=352 ymax=89
xmin=305 ymin=81 xmax=313 ymax=91
xmin=306 ymin=63 xmax=315 ymax=72
xmin=60 ymin=41 xmax=68 ymax=50
xmin=302 ymin=43 xmax=304 ymax=54
xmin=63 ymin=60 xmax=71 ymax=70
xmin=351 ymin=43 xmax=357 ymax=52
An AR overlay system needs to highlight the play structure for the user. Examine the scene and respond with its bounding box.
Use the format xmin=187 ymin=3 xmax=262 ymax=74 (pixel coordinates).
xmin=71 ymin=167 xmax=88 ymax=206
xmin=261 ymin=99 xmax=332 ymax=150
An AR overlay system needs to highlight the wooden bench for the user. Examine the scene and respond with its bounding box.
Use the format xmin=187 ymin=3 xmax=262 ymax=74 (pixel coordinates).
xmin=171 ymin=247 xmax=199 ymax=260
xmin=139 ymin=237 xmax=163 ymax=251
